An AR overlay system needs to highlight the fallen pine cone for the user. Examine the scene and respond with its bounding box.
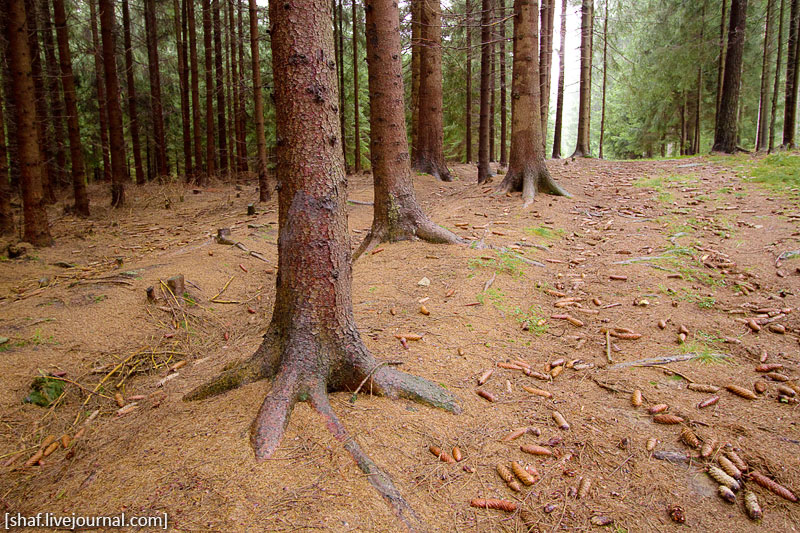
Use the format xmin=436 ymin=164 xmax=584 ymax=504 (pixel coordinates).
xmin=688 ymin=383 xmax=720 ymax=393
xmin=681 ymin=427 xmax=700 ymax=448
xmin=649 ymin=403 xmax=669 ymax=414
xmin=429 ymin=445 xmax=455 ymax=464
xmin=708 ymin=466 xmax=741 ymax=491
xmin=755 ymin=363 xmax=783 ymax=372
xmin=577 ymin=476 xmax=591 ymax=499
xmin=726 ymin=385 xmax=757 ymax=400
xmin=718 ymin=485 xmax=736 ymax=503
xmin=521 ymin=444 xmax=553 ymax=456
xmin=718 ymin=456 xmax=742 ymax=480
xmin=724 ymin=448 xmax=748 ymax=471
xmin=748 ymin=470 xmax=798 ymax=502
xmin=552 ymin=411 xmax=570 ymax=430
xmin=496 ymin=464 xmax=522 ymax=492
xmin=697 ymin=395 xmax=720 ymax=409
xmin=700 ymin=438 xmax=717 ymax=458
xmin=668 ymin=504 xmax=685 ymax=523
xmin=511 ymin=461 xmax=537 ymax=485
xmin=470 ymin=498 xmax=517 ymax=512
xmin=631 ymin=389 xmax=642 ymax=407
xmin=522 ymin=385 xmax=552 ymax=398
xmin=744 ymin=490 xmax=763 ymax=520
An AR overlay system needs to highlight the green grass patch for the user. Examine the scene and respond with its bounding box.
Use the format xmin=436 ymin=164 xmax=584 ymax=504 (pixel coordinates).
xmin=469 ymin=251 xmax=526 ymax=278
xmin=745 ymin=152 xmax=800 ymax=195
xmin=524 ymin=225 xmax=564 ymax=239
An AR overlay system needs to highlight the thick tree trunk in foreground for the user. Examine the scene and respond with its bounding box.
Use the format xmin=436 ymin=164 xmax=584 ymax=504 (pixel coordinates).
xmin=757 ymin=0 xmax=776 ymax=151
xmin=465 ymin=1 xmax=473 ymax=163
xmin=337 ymin=0 xmax=347 ymax=171
xmin=354 ymin=0 xmax=463 ymax=259
xmin=89 ymin=0 xmax=111 ymax=183
xmin=713 ymin=0 xmax=748 ymax=153
xmin=715 ymin=0 xmax=729 ymax=131
xmin=248 ymin=0 xmax=269 ymax=200
xmin=489 ymin=5 xmax=496 ymax=162
xmin=784 ymin=0 xmax=800 ymax=147
xmin=0 ymin=80 xmax=13 ymax=234
xmin=412 ymin=0 xmax=451 ymax=181
xmin=145 ymin=0 xmax=168 ymax=178
xmin=53 ymin=0 xmax=89 ymax=215
xmin=202 ymin=0 xmax=215 ymax=176
xmin=185 ymin=1 xmax=459 ymax=528
xmin=552 ymin=0 xmax=566 ymax=158
xmin=477 ymin=0 xmax=493 ymax=183
xmin=176 ymin=0 xmax=192 ymax=178
xmin=99 ymin=0 xmax=127 ymax=206
xmin=497 ymin=0 xmax=569 ymax=207
xmin=769 ymin=0 xmax=786 ymax=151
xmin=5 ymin=0 xmax=52 ymax=245
xmin=213 ymin=0 xmax=228 ymax=175
xmin=572 ymin=0 xmax=593 ymax=157
xmin=122 ymin=0 xmax=144 ymax=185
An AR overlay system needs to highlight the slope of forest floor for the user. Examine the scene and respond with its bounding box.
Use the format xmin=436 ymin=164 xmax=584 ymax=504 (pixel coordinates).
xmin=1 ymin=154 xmax=799 ymax=532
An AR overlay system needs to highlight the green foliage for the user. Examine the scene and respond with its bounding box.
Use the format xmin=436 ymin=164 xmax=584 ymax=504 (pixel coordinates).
xmin=24 ymin=376 xmax=65 ymax=407
xmin=524 ymin=226 xmax=564 ymax=239
xmin=477 ymin=288 xmax=547 ymax=336
xmin=744 ymin=153 xmax=800 ymax=196
xmin=468 ymin=251 xmax=526 ymax=278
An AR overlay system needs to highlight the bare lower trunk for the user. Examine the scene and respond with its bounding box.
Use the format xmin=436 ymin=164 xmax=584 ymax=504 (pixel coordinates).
xmin=248 ymin=0 xmax=269 ymax=200
xmin=715 ymin=0 xmax=728 ymax=131
xmin=769 ymin=0 xmax=786 ymax=152
xmin=499 ymin=2 xmax=508 ymax=167
xmin=89 ymin=0 xmax=111 ymax=183
xmin=572 ymin=0 xmax=592 ymax=157
xmin=188 ymin=0 xmax=204 ymax=179
xmin=235 ymin=0 xmax=248 ymax=172
xmin=99 ymin=0 xmax=127 ymax=206
xmin=176 ymin=0 xmax=192 ymax=178
xmin=0 ymin=79 xmax=13 ymax=234
xmin=713 ymin=0 xmax=748 ymax=153
xmin=598 ymin=0 xmax=608 ymax=159
xmin=539 ymin=0 xmax=555 ymax=149
xmin=185 ymin=2 xmax=459 ymax=528
xmin=465 ymin=1 xmax=473 ymax=163
xmin=784 ymin=0 xmax=800 ymax=147
xmin=352 ymin=0 xmax=361 ymax=173
xmin=757 ymin=0 xmax=776 ymax=151
xmin=39 ymin=0 xmax=68 ymax=190
xmin=122 ymin=0 xmax=144 ymax=185
xmin=498 ymin=0 xmax=569 ymax=207
xmin=410 ymin=0 xmax=420 ymax=162
xmin=145 ymin=0 xmax=168 ymax=178
xmin=477 ymin=0 xmax=493 ymax=183
xmin=213 ymin=0 xmax=228 ymax=175
xmin=202 ymin=0 xmax=215 ymax=176
xmin=551 ymin=0 xmax=566 ymax=158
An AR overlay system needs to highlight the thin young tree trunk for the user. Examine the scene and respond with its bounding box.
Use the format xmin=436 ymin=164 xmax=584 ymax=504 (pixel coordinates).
xmin=769 ymin=0 xmax=786 ymax=151
xmin=499 ymin=0 xmax=508 ymax=166
xmin=39 ymin=0 xmax=68 ymax=190
xmin=694 ymin=2 xmax=705 ymax=155
xmin=224 ymin=0 xmax=235 ymax=170
xmin=122 ymin=0 xmax=144 ymax=185
xmin=89 ymin=0 xmax=111 ymax=183
xmin=411 ymin=0 xmax=421 ymax=162
xmin=144 ymin=0 xmax=167 ymax=178
xmin=572 ymin=0 xmax=593 ymax=157
xmin=477 ymin=0 xmax=493 ymax=183
xmin=352 ymin=0 xmax=361 ymax=173
xmin=498 ymin=0 xmax=569 ymax=206
xmin=758 ymin=0 xmax=776 ymax=151
xmin=598 ymin=0 xmax=608 ymax=159
xmin=784 ymin=0 xmax=800 ymax=147
xmin=465 ymin=0 xmax=473 ymax=163
xmin=680 ymin=92 xmax=687 ymax=155
xmin=52 ymin=0 xmax=88 ymax=215
xmin=6 ymin=0 xmax=52 ymax=244
xmin=186 ymin=3 xmax=459 ymax=528
xmin=228 ymin=0 xmax=242 ymax=174
xmin=99 ymin=0 xmax=127 ymax=206
xmin=202 ymin=0 xmax=215 ymax=176
xmin=715 ymin=0 xmax=729 ymax=131
xmin=713 ymin=0 xmax=748 ymax=153
xmin=2 ymin=45 xmax=20 ymax=190
xmin=0 ymin=78 xmax=13 ymax=234
xmin=188 ymin=0 xmax=204 ymax=179
xmin=412 ymin=0 xmax=451 ymax=180
xmin=248 ymin=0 xmax=269 ymax=200
xmin=176 ymin=0 xmax=192 ymax=179
xmin=236 ymin=0 xmax=247 ymax=172
xmin=213 ymin=0 xmax=228 ymax=175
xmin=551 ymin=0 xmax=566 ymax=158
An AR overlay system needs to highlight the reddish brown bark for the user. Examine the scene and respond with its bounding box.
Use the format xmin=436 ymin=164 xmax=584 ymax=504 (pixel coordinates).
xmin=715 ymin=0 xmax=729 ymax=131
xmin=0 ymin=78 xmax=13 ymax=234
xmin=176 ymin=0 xmax=192 ymax=178
xmin=497 ymin=0 xmax=569 ymax=207
xmin=202 ymin=0 xmax=215 ymax=176
xmin=489 ymin=3 xmax=496 ymax=162
xmin=89 ymin=0 xmax=111 ymax=183
xmin=228 ymin=0 xmax=242 ymax=175
xmin=98 ymin=0 xmax=127 ymax=206
xmin=410 ymin=0 xmax=420 ymax=162
xmin=551 ymin=0 xmax=566 ymax=158
xmin=598 ymin=0 xmax=608 ymax=158
xmin=352 ymin=0 xmax=361 ymax=173
xmin=145 ymin=0 xmax=167 ymax=178
xmin=539 ymin=0 xmax=555 ymax=147
xmin=336 ymin=0 xmax=347 ymax=171
xmin=235 ymin=0 xmax=247 ymax=172
xmin=713 ymin=0 xmax=748 ymax=153
xmin=499 ymin=1 xmax=508 ymax=167
xmin=572 ymin=0 xmax=593 ymax=157
xmin=769 ymin=0 xmax=786 ymax=152
xmin=247 ymin=0 xmax=268 ymax=201
xmin=122 ymin=0 xmax=144 ymax=185
xmin=477 ymin=0 xmax=493 ymax=183
xmin=465 ymin=0 xmax=473 ymax=163
xmin=5 ymin=0 xmax=52 ymax=245
xmin=185 ymin=1 xmax=459 ymax=528
xmin=53 ymin=0 xmax=89 ymax=215
xmin=784 ymin=0 xmax=800 ymax=147
xmin=213 ymin=0 xmax=227 ymax=175
xmin=39 ymin=0 xmax=68 ymax=189
xmin=757 ymin=0 xmax=776 ymax=151
xmin=188 ymin=0 xmax=204 ymax=179
xmin=412 ymin=0 xmax=451 ymax=181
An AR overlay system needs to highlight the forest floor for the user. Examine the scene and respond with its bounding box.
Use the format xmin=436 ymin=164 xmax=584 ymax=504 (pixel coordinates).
xmin=1 ymin=154 xmax=799 ymax=532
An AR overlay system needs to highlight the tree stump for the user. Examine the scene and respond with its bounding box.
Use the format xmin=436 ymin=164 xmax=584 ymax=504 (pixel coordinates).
xmin=216 ymin=228 xmax=235 ymax=245
xmin=247 ymin=203 xmax=256 ymax=216
xmin=166 ymin=275 xmax=185 ymax=299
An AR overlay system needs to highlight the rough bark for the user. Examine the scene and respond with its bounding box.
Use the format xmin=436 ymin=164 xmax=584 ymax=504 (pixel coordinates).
xmin=352 ymin=0 xmax=361 ymax=173
xmin=213 ymin=0 xmax=228 ymax=175
xmin=99 ymin=0 xmax=127 ymax=206
xmin=39 ymin=0 xmax=68 ymax=190
xmin=202 ymin=0 xmax=215 ymax=176
xmin=477 ymin=0 xmax=493 ymax=183
xmin=572 ymin=0 xmax=593 ymax=157
xmin=499 ymin=1 xmax=508 ymax=167
xmin=489 ymin=3 xmax=496 ymax=162
xmin=145 ymin=0 xmax=167 ymax=178
xmin=235 ymin=0 xmax=247 ymax=172
xmin=551 ymin=0 xmax=566 ymax=158
xmin=715 ymin=0 xmax=728 ymax=131
xmin=89 ymin=0 xmax=111 ymax=183
xmin=5 ymin=0 xmax=52 ymax=245
xmin=248 ymin=0 xmax=269 ymax=201
xmin=228 ymin=0 xmax=243 ymax=174
xmin=2 ymin=30 xmax=21 ymax=190
xmin=713 ymin=0 xmax=748 ymax=153
xmin=185 ymin=1 xmax=460 ymax=528
xmin=539 ymin=0 xmax=555 ymax=148
xmin=784 ymin=0 xmax=800 ymax=147
xmin=122 ymin=0 xmax=144 ymax=185
xmin=224 ymin=0 xmax=235 ymax=170
xmin=0 ymin=77 xmax=13 ymax=234
xmin=465 ymin=0 xmax=473 ymax=163
xmin=680 ymin=92 xmax=687 ymax=155
xmin=758 ymin=0 xmax=776 ymax=151
xmin=354 ymin=0 xmax=464 ymax=259
xmin=598 ymin=0 xmax=608 ymax=159
xmin=188 ymin=0 xmax=204 ymax=179
xmin=412 ymin=0 xmax=451 ymax=181
xmin=497 ymin=0 xmax=569 ymax=207
xmin=176 ymin=0 xmax=192 ymax=178
xmin=769 ymin=0 xmax=786 ymax=151
xmin=410 ymin=0 xmax=420 ymax=162
xmin=694 ymin=2 xmax=705 ymax=155
xmin=53 ymin=0 xmax=89 ymax=215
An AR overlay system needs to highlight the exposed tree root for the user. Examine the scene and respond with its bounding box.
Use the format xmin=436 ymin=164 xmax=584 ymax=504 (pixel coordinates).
xmin=412 ymin=158 xmax=452 ymax=182
xmin=495 ymin=165 xmax=571 ymax=207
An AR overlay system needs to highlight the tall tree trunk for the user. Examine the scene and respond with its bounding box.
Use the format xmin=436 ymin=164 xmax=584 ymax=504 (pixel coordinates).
xmin=784 ymin=0 xmax=800 ymax=147
xmin=354 ymin=0 xmax=463 ymax=258
xmin=39 ymin=0 xmax=68 ymax=190
xmin=176 ymin=0 xmax=192 ymax=179
xmin=412 ymin=0 xmax=451 ymax=180
xmin=5 ymin=0 xmax=52 ymax=245
xmin=188 ymin=0 xmax=204 ymax=179
xmin=121 ymin=0 xmax=144 ymax=185
xmin=25 ymin=0 xmax=55 ymax=203
xmin=572 ymin=0 xmax=593 ymax=157
xmin=1 ymin=29 xmax=21 ymax=190
xmin=694 ymin=2 xmax=706 ymax=155
xmin=202 ymin=0 xmax=215 ymax=176
xmin=598 ymin=0 xmax=608 ymax=159
xmin=539 ymin=0 xmax=555 ymax=148
xmin=499 ymin=1 xmax=508 ymax=166
xmin=224 ymin=0 xmax=235 ymax=170
xmin=477 ymin=0 xmax=493 ymax=183
xmin=228 ymin=0 xmax=242 ymax=174
xmin=715 ymin=0 xmax=729 ymax=131
xmin=338 ymin=0 xmax=347 ymax=171
xmin=52 ymin=0 xmax=89 ymax=215
xmin=352 ymin=0 xmax=361 ymax=173
xmin=248 ymin=0 xmax=269 ymax=201
xmin=465 ymin=0 xmax=473 ymax=163
xmin=551 ymin=0 xmax=566 ymax=158
xmin=186 ymin=3 xmax=459 ymax=529
xmin=99 ymin=0 xmax=127 ymax=206
xmin=0 ymin=77 xmax=13 ymax=234
xmin=713 ymin=0 xmax=748 ymax=153
xmin=89 ymin=0 xmax=111 ymax=183
xmin=145 ymin=0 xmax=167 ymax=178
xmin=498 ymin=0 xmax=569 ymax=206
xmin=410 ymin=0 xmax=421 ymax=162
xmin=769 ymin=0 xmax=786 ymax=151
xmin=758 ymin=0 xmax=776 ymax=151
xmin=489 ymin=3 xmax=496 ymax=163
xmin=213 ymin=0 xmax=228 ymax=176
xmin=236 ymin=0 xmax=247 ymax=172
xmin=680 ymin=92 xmax=687 ymax=155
